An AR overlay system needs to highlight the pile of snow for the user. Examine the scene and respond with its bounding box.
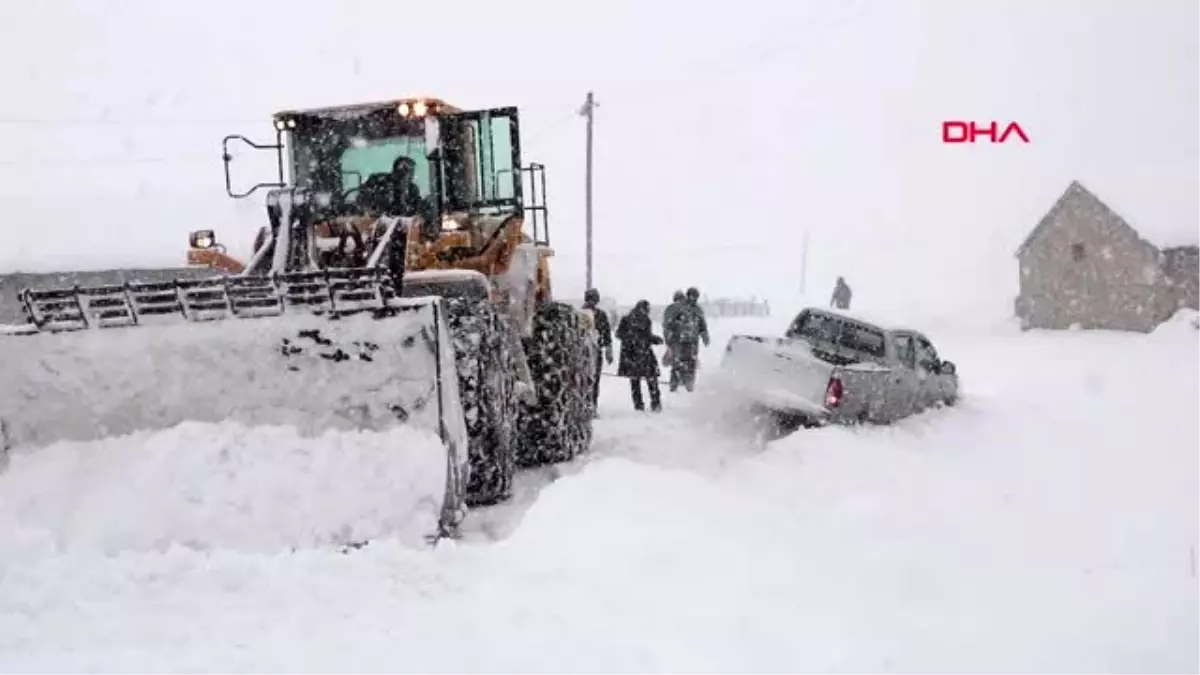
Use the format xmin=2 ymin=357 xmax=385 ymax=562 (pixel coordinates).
xmin=0 ymin=421 xmax=448 ymax=557
xmin=1160 ymin=307 xmax=1200 ymax=332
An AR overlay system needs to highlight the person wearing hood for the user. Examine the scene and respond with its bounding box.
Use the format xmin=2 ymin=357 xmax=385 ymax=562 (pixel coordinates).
xmin=616 ymin=299 xmax=664 ymax=412
xmin=582 ymin=288 xmax=613 ymax=411
xmin=831 ymin=276 xmax=853 ymax=310
xmin=664 ymin=286 xmax=709 ymax=392
xmin=662 ymin=290 xmax=686 ymax=385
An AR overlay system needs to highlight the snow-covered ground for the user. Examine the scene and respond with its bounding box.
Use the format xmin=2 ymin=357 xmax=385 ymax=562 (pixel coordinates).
xmin=0 ymin=311 xmax=1196 ymax=672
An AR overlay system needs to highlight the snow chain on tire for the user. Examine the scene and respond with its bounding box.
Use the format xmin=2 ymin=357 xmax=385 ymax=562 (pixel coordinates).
xmin=442 ymin=297 xmax=518 ymax=506
xmin=516 ymin=302 xmax=596 ymax=466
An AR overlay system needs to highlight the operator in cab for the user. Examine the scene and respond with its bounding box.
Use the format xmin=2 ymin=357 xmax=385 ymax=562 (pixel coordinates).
xmin=358 ymin=156 xmax=426 ymax=217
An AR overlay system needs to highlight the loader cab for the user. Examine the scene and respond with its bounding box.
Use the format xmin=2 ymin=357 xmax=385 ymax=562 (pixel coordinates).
xmin=223 ymin=97 xmax=550 ymax=247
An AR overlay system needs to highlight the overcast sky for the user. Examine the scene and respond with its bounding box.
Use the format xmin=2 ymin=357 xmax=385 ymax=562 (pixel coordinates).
xmin=0 ymin=0 xmax=1195 ymax=317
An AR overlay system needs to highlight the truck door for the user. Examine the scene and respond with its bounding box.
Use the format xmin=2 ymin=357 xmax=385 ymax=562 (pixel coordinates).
xmin=886 ymin=333 xmax=920 ymax=420
xmin=914 ymin=335 xmax=947 ymax=406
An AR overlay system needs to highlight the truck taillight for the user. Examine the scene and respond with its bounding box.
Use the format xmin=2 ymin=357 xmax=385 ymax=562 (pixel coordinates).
xmin=825 ymin=376 xmax=844 ymax=408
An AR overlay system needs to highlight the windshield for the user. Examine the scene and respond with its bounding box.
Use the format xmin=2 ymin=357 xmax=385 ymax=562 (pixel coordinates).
xmin=338 ymin=135 xmax=430 ymax=195
xmin=283 ymin=109 xmax=522 ymax=216
xmin=786 ymin=311 xmax=887 ymax=358
xmin=289 ymin=116 xmax=432 ymax=198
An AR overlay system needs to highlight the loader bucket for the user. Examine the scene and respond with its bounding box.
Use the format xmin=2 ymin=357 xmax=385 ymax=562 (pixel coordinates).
xmin=0 ymin=272 xmax=470 ymax=539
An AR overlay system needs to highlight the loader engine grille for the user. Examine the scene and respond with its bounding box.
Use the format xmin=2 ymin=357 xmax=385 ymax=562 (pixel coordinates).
xmin=18 ymin=268 xmax=396 ymax=333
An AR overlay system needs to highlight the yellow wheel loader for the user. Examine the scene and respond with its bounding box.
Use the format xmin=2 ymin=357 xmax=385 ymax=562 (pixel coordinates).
xmin=0 ymin=97 xmax=597 ymax=539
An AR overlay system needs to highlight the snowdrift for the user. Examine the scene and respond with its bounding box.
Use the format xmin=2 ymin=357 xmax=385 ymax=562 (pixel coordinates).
xmin=0 ymin=298 xmax=471 ymax=544
xmin=0 ymin=313 xmax=1194 ymax=672
xmin=0 ymin=421 xmax=449 ymax=556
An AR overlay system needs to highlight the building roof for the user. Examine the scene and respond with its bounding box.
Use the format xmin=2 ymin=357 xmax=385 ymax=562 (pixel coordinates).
xmin=1017 ymin=180 xmax=1198 ymax=257
xmin=1016 ymin=181 xmax=1120 ymax=257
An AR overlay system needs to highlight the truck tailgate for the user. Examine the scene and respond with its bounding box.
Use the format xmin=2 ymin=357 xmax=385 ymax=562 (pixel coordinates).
xmin=720 ymin=335 xmax=836 ymax=417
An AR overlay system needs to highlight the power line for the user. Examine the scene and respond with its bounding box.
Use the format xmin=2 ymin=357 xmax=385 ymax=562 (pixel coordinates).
xmin=593 ymin=243 xmax=781 ymax=261
xmin=596 ymin=0 xmax=870 ymax=105
xmin=523 ymin=0 xmax=869 ymax=153
xmin=0 ymin=155 xmax=215 ymax=167
xmin=0 ymin=116 xmax=262 ymax=127
xmin=520 ymin=110 xmax=581 ymax=153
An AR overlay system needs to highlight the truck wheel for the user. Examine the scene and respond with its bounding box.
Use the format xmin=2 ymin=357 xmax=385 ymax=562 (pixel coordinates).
xmin=516 ymin=302 xmax=594 ymax=466
xmin=443 ymin=297 xmax=517 ymax=506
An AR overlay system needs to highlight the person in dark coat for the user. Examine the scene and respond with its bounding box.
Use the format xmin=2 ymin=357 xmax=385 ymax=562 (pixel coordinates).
xmin=662 ymin=290 xmax=686 ymax=387
xmin=664 ymin=286 xmax=710 ymax=392
xmin=831 ymin=276 xmax=853 ymax=310
xmin=583 ymin=288 xmax=613 ymax=411
xmin=616 ymin=299 xmax=664 ymax=412
xmin=359 ymin=156 xmax=425 ymax=216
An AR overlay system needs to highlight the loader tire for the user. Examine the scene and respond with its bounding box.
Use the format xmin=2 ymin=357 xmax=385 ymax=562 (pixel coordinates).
xmin=443 ymin=297 xmax=518 ymax=506
xmin=516 ymin=302 xmax=595 ymax=466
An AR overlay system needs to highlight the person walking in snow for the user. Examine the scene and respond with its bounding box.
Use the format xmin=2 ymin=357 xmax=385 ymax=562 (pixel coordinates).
xmin=582 ymin=288 xmax=613 ymax=412
xmin=664 ymin=286 xmax=710 ymax=392
xmin=662 ymin=290 xmax=686 ymax=386
xmin=831 ymin=276 xmax=853 ymax=310
xmin=616 ymin=300 xmax=664 ymax=412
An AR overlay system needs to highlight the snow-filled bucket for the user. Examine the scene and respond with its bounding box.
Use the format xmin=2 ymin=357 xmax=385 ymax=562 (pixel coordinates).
xmin=0 ymin=296 xmax=470 ymax=538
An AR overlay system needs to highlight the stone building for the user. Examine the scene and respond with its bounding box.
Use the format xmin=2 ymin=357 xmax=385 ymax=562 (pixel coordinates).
xmin=1015 ymin=180 xmax=1198 ymax=332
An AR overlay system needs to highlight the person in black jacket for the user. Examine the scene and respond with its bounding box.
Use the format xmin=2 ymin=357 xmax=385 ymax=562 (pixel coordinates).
xmin=358 ymin=156 xmax=425 ymax=217
xmin=583 ymin=288 xmax=613 ymax=411
xmin=831 ymin=276 xmax=853 ymax=310
xmin=616 ymin=299 xmax=664 ymax=412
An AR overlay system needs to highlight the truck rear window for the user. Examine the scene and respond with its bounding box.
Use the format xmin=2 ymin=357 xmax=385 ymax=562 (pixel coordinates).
xmin=787 ymin=312 xmax=886 ymax=358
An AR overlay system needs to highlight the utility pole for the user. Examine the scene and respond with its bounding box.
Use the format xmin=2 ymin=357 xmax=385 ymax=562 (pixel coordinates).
xmin=579 ymin=91 xmax=596 ymax=290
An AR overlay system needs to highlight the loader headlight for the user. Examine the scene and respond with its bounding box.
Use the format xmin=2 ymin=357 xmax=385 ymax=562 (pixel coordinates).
xmin=190 ymin=229 xmax=217 ymax=249
xmin=441 ymin=216 xmax=461 ymax=231
xmin=398 ymin=100 xmax=430 ymax=118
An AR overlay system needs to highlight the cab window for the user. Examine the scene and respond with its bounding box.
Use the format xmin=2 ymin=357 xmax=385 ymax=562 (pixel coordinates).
xmin=892 ymin=334 xmax=916 ymax=368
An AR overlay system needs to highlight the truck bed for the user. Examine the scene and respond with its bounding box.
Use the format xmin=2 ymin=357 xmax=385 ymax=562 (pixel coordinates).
xmin=720 ymin=331 xmax=896 ymax=425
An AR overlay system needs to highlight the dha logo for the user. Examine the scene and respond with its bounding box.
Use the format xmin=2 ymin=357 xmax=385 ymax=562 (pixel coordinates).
xmin=942 ymin=120 xmax=1030 ymax=144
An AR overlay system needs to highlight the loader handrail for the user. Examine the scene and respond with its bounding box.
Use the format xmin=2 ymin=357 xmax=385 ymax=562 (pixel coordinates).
xmin=520 ymin=163 xmax=550 ymax=246
xmin=223 ymin=132 xmax=287 ymax=199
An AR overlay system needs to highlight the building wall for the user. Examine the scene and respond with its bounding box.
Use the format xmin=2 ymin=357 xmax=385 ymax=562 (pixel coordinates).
xmin=1160 ymin=246 xmax=1199 ymax=313
xmin=1016 ymin=199 xmax=1168 ymax=332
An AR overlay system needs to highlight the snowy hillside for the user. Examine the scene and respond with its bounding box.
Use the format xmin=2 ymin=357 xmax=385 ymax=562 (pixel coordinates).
xmin=0 ymin=311 xmax=1194 ymax=672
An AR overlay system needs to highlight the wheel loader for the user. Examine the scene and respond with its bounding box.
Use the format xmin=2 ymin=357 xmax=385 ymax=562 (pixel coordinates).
xmin=0 ymin=97 xmax=597 ymax=540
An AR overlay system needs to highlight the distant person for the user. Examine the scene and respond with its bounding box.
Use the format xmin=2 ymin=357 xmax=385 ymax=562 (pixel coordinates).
xmin=664 ymin=286 xmax=710 ymax=392
xmin=582 ymin=288 xmax=613 ymax=413
xmin=616 ymin=300 xmax=664 ymax=412
xmin=831 ymin=276 xmax=853 ymax=310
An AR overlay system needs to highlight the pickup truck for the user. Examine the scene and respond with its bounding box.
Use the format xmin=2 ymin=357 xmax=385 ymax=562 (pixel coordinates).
xmin=719 ymin=307 xmax=959 ymax=427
